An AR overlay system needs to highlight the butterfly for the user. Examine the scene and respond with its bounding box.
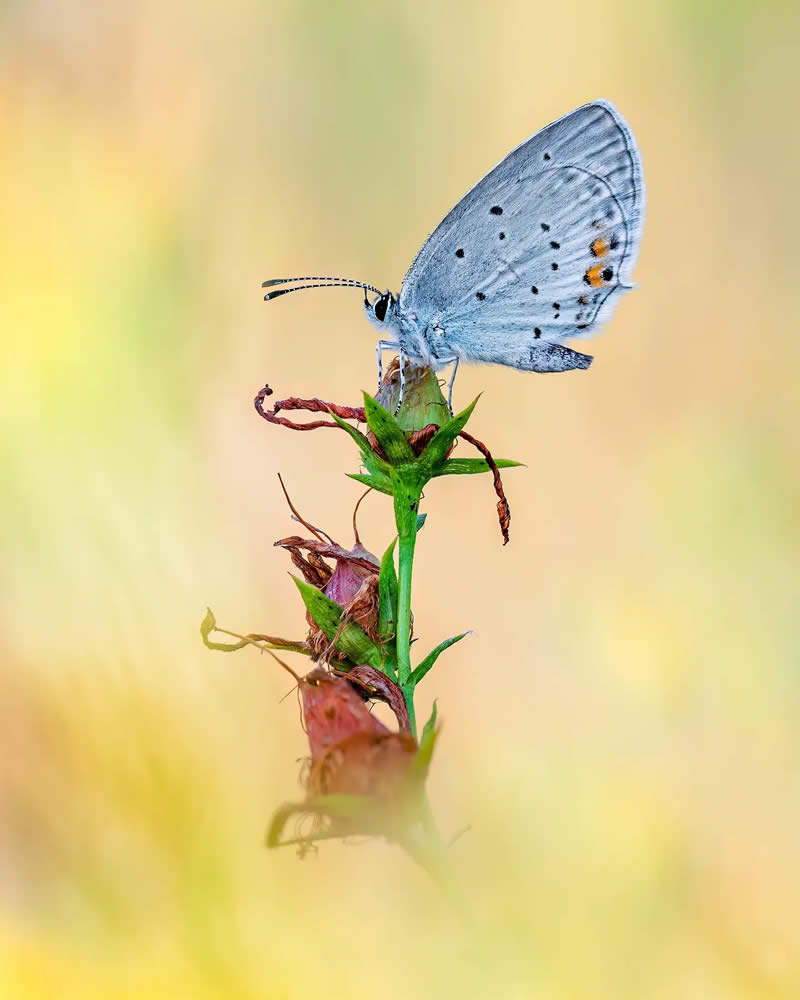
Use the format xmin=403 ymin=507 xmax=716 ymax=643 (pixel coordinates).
xmin=263 ymin=99 xmax=645 ymax=412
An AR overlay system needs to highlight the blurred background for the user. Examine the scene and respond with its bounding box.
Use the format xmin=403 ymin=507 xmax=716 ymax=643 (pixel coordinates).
xmin=2 ymin=0 xmax=799 ymax=996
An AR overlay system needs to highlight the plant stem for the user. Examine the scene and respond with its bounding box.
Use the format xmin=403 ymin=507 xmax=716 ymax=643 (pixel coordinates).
xmin=396 ymin=526 xmax=416 ymax=684
xmin=393 ymin=473 xmax=421 ymax=738
xmin=400 ymin=821 xmax=463 ymax=908
xmin=402 ymin=684 xmax=417 ymax=739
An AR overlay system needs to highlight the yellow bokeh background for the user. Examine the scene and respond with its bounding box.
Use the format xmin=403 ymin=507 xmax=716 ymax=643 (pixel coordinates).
xmin=2 ymin=1 xmax=799 ymax=996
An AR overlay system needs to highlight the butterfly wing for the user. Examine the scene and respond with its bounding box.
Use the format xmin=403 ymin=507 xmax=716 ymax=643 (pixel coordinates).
xmin=399 ymin=100 xmax=645 ymax=371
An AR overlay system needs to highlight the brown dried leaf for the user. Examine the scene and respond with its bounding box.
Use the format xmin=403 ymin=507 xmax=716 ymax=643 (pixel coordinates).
xmin=283 ymin=544 xmax=332 ymax=588
xmin=255 ymin=385 xmax=365 ymax=430
xmin=337 ymin=664 xmax=411 ymax=732
xmin=274 ymin=532 xmax=382 ymax=659
xmin=406 ymin=423 xmax=441 ymax=455
xmin=459 ymin=429 xmax=511 ymax=544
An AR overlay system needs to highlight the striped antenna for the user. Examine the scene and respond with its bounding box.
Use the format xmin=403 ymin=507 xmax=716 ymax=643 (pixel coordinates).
xmin=262 ymin=276 xmax=381 ymax=302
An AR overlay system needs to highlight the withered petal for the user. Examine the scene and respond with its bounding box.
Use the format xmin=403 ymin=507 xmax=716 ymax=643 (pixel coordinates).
xmin=337 ymin=664 xmax=411 ymax=732
xmin=307 ymin=730 xmax=417 ymax=799
xmin=300 ymin=670 xmax=389 ymax=759
xmin=274 ymin=536 xmax=379 ymax=573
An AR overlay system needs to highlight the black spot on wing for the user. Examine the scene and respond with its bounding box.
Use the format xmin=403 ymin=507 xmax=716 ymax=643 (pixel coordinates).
xmin=455 ymin=248 xmax=464 ymax=258
xmin=490 ymin=205 xmax=503 ymax=215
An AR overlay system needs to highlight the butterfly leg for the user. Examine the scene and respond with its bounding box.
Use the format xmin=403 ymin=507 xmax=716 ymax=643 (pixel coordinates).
xmin=394 ymin=350 xmax=407 ymax=415
xmin=446 ymin=357 xmax=460 ymax=417
xmin=375 ymin=339 xmax=401 ymax=393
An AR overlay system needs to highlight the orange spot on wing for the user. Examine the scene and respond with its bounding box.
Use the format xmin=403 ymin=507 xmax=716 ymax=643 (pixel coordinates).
xmin=590 ymin=237 xmax=609 ymax=258
xmin=584 ymin=265 xmax=606 ymax=288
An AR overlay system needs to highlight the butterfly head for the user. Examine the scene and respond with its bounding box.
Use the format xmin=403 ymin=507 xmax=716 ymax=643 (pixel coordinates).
xmin=364 ymin=290 xmax=399 ymax=332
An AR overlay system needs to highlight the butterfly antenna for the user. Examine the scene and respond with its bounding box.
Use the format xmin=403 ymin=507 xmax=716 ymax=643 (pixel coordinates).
xmin=262 ymin=276 xmax=381 ymax=302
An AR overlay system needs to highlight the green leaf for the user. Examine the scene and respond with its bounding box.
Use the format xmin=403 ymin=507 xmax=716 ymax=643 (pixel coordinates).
xmin=307 ymin=793 xmax=382 ymax=823
xmin=416 ymin=512 xmax=427 ymax=532
xmin=391 ymin=470 xmax=424 ymax=540
xmin=200 ymin=608 xmax=248 ymax=651
xmin=328 ymin=409 xmax=392 ymax=477
xmin=327 ymin=408 xmax=371 ymax=452
xmin=421 ymin=700 xmax=438 ymax=745
xmin=417 ymin=396 xmax=480 ymax=476
xmin=266 ymin=794 xmax=384 ymax=847
xmin=433 ymin=457 xmax=523 ymax=477
xmin=363 ymin=392 xmax=416 ymax=466
xmin=378 ymin=539 xmax=398 ymax=648
xmin=346 ymin=472 xmax=393 ymax=496
xmin=201 ymin=608 xmax=311 ymax=656
xmin=292 ymin=576 xmax=385 ymax=670
xmin=409 ymin=631 xmax=471 ymax=686
xmin=408 ymin=720 xmax=439 ymax=786
xmin=362 ymin=449 xmax=394 ymax=483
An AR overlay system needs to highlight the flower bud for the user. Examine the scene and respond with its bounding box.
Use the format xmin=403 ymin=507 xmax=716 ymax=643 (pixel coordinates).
xmin=298 ymin=667 xmax=416 ymax=802
xmin=374 ymin=359 xmax=449 ymax=436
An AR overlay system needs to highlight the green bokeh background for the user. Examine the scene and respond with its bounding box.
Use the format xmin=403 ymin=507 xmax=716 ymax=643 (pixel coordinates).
xmin=2 ymin=1 xmax=799 ymax=996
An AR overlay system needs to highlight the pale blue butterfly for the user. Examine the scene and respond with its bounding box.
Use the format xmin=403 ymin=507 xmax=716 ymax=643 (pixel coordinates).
xmin=263 ymin=99 xmax=645 ymax=412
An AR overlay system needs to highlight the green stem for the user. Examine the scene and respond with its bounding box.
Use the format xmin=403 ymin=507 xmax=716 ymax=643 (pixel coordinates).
xmin=393 ymin=473 xmax=422 ymax=738
xmin=396 ymin=527 xmax=417 ymax=684
xmin=399 ymin=818 xmax=463 ymax=908
xmin=397 ymin=526 xmax=417 ymax=739
xmin=402 ymin=684 xmax=417 ymax=737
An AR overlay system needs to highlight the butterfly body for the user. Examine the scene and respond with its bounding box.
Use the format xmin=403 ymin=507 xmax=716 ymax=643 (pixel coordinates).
xmin=364 ymin=294 xmax=455 ymax=370
xmin=365 ymin=290 xmax=594 ymax=374
xmin=264 ymin=99 xmax=645 ymax=399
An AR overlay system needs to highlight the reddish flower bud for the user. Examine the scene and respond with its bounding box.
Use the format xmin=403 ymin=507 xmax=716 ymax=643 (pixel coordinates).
xmin=287 ymin=664 xmax=417 ymax=805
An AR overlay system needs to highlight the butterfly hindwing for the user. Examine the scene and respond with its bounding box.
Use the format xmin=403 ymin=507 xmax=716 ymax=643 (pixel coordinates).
xmin=399 ymin=100 xmax=645 ymax=369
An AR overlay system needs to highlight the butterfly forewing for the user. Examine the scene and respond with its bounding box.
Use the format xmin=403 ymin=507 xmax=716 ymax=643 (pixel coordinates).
xmin=399 ymin=100 xmax=645 ymax=368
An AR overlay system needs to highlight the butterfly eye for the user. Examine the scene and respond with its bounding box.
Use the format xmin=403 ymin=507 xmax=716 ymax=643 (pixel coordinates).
xmin=374 ymin=294 xmax=390 ymax=322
